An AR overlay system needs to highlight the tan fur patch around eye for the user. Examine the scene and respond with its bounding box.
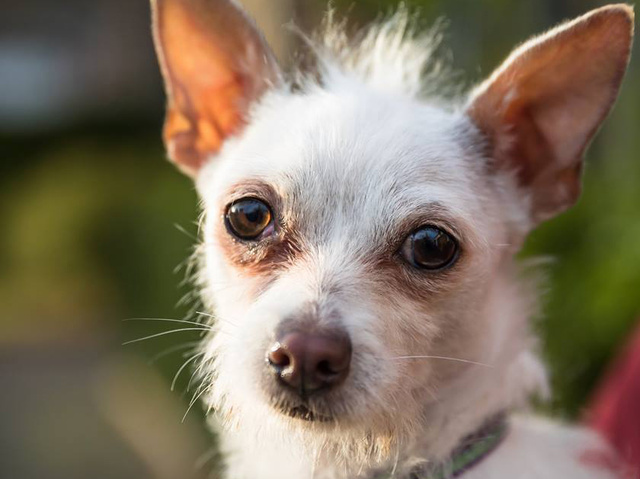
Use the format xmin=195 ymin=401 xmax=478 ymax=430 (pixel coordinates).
xmin=214 ymin=182 xmax=303 ymax=283
xmin=368 ymin=255 xmax=468 ymax=307
xmin=364 ymin=207 xmax=469 ymax=299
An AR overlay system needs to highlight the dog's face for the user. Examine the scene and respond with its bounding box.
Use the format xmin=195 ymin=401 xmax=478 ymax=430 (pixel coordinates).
xmin=197 ymin=87 xmax=504 ymax=429
xmin=151 ymin=0 xmax=632 ymax=461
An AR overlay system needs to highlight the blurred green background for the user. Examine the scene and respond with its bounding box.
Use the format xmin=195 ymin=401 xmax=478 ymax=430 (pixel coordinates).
xmin=1 ymin=0 xmax=638 ymax=478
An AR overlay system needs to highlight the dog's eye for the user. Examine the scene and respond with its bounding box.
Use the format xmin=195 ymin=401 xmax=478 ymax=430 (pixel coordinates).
xmin=226 ymin=198 xmax=273 ymax=240
xmin=401 ymin=226 xmax=458 ymax=270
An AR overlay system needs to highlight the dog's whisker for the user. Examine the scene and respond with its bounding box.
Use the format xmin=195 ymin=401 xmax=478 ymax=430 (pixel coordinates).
xmin=171 ymin=351 xmax=206 ymax=391
xmin=196 ymin=311 xmax=241 ymax=329
xmin=123 ymin=317 xmax=215 ymax=330
xmin=122 ymin=327 xmax=211 ymax=346
xmin=187 ymin=355 xmax=210 ymax=392
xmin=388 ymin=355 xmax=494 ymax=368
xmin=183 ymin=383 xmax=211 ymax=423
xmin=186 ymin=381 xmax=207 ymax=411
xmin=389 ymin=443 xmax=401 ymax=478
xmin=174 ymin=222 xmax=200 ymax=241
xmin=148 ymin=341 xmax=200 ymax=364
xmin=213 ymin=330 xmax=239 ymax=340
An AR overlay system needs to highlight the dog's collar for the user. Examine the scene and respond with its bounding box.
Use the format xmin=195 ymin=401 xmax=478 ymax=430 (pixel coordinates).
xmin=376 ymin=413 xmax=508 ymax=479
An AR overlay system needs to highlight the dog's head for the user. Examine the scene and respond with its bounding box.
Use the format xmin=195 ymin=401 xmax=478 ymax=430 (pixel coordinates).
xmin=151 ymin=0 xmax=633 ymax=467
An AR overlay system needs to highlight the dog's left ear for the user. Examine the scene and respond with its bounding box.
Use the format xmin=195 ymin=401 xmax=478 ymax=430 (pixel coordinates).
xmin=151 ymin=0 xmax=282 ymax=177
xmin=467 ymin=5 xmax=634 ymax=224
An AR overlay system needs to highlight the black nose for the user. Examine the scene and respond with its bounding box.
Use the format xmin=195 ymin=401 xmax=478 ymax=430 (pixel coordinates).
xmin=267 ymin=329 xmax=352 ymax=397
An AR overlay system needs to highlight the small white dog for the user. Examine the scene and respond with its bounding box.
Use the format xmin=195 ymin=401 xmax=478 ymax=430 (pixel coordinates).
xmin=150 ymin=1 xmax=634 ymax=478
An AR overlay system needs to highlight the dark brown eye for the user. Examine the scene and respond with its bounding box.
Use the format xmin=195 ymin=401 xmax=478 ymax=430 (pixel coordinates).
xmin=401 ymin=226 xmax=458 ymax=270
xmin=226 ymin=198 xmax=273 ymax=240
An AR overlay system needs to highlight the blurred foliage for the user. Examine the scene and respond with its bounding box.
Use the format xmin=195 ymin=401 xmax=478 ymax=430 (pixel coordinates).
xmin=1 ymin=130 xmax=198 ymax=340
xmin=1 ymin=128 xmax=215 ymax=477
xmin=524 ymin=90 xmax=640 ymax=415
xmin=0 ymin=0 xmax=639 ymax=477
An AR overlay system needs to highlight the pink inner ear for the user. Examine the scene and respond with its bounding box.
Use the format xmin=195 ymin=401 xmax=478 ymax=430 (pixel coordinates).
xmin=162 ymin=72 xmax=245 ymax=175
xmin=467 ymin=5 xmax=633 ymax=223
xmin=152 ymin=0 xmax=281 ymax=177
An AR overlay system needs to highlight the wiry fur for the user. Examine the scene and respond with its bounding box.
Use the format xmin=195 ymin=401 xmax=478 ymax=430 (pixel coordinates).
xmin=160 ymin=6 xmax=633 ymax=479
xmin=310 ymin=9 xmax=456 ymax=100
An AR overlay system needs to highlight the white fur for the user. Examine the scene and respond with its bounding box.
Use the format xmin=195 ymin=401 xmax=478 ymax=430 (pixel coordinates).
xmin=183 ymin=11 xmax=623 ymax=479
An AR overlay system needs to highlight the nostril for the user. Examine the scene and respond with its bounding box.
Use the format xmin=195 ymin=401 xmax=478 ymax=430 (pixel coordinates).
xmin=267 ymin=341 xmax=303 ymax=390
xmin=277 ymin=355 xmax=290 ymax=367
xmin=267 ymin=344 xmax=291 ymax=370
xmin=317 ymin=360 xmax=336 ymax=377
xmin=312 ymin=341 xmax=351 ymax=386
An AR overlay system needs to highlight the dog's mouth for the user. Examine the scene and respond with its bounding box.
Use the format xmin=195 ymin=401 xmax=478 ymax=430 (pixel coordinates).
xmin=275 ymin=402 xmax=334 ymax=423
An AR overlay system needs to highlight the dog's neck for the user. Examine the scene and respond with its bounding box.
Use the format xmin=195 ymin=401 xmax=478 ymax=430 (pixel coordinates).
xmin=414 ymin=263 xmax=547 ymax=460
xmin=373 ymin=413 xmax=509 ymax=479
xmin=216 ymin=265 xmax=548 ymax=479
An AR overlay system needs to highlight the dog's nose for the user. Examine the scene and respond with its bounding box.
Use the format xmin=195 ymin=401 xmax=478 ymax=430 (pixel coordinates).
xmin=267 ymin=330 xmax=351 ymax=396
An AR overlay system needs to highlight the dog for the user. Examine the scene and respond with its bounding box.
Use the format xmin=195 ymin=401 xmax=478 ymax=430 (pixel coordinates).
xmin=149 ymin=1 xmax=634 ymax=477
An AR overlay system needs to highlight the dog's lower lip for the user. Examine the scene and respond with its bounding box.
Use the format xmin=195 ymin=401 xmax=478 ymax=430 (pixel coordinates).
xmin=279 ymin=403 xmax=333 ymax=423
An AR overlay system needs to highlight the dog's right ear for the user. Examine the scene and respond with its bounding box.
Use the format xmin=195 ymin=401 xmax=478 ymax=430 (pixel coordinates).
xmin=466 ymin=5 xmax=633 ymax=225
xmin=151 ymin=0 xmax=282 ymax=177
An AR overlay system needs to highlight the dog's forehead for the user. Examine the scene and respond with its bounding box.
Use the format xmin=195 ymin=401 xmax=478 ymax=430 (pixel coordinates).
xmin=199 ymin=84 xmax=482 ymax=233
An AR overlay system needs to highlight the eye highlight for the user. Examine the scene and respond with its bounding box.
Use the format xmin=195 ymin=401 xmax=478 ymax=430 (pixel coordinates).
xmin=401 ymin=226 xmax=458 ymax=270
xmin=225 ymin=198 xmax=273 ymax=240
